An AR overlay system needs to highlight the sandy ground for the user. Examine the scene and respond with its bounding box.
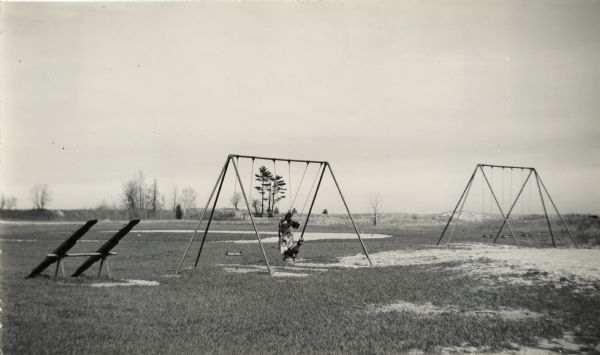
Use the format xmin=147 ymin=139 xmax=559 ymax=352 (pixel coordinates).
xmin=299 ymin=243 xmax=600 ymax=288
xmin=226 ymin=233 xmax=390 ymax=243
xmin=217 ymin=263 xmax=328 ymax=277
xmin=216 ymin=242 xmax=600 ymax=287
xmin=104 ymin=229 xmax=391 ymax=242
xmin=369 ymin=300 xmax=543 ymax=320
xmin=0 ymin=220 xmax=86 ymax=225
xmin=89 ymin=279 xmax=159 ymax=287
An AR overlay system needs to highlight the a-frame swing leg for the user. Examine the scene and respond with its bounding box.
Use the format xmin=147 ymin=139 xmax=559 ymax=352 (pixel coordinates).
xmin=175 ymin=157 xmax=229 ymax=275
xmin=534 ymin=170 xmax=557 ymax=248
xmin=327 ymin=163 xmax=373 ymax=266
xmin=446 ymin=177 xmax=474 ymax=244
xmin=231 ymin=157 xmax=272 ymax=275
xmin=436 ymin=166 xmax=477 ymax=246
xmin=194 ymin=157 xmax=231 ymax=268
xmin=480 ymin=166 xmax=520 ymax=247
xmin=537 ymin=174 xmax=579 ymax=248
xmin=298 ymin=163 xmax=325 ymax=242
xmin=493 ymin=169 xmax=533 ymax=243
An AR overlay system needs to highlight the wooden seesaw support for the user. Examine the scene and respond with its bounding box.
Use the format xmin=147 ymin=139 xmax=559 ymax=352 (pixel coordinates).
xmin=27 ymin=220 xmax=98 ymax=278
xmin=72 ymin=219 xmax=140 ymax=277
xmin=27 ymin=219 xmax=140 ymax=279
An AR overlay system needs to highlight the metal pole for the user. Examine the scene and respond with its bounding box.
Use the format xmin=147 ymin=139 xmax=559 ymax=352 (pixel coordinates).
xmin=105 ymin=259 xmax=111 ymax=278
xmin=232 ymin=154 xmax=326 ymax=165
xmin=194 ymin=157 xmax=231 ymax=268
xmin=298 ymin=163 xmax=326 ymax=242
xmin=98 ymin=258 xmax=105 ymax=277
xmin=534 ymin=171 xmax=556 ymax=248
xmin=327 ymin=163 xmax=373 ymax=266
xmin=493 ymin=169 xmax=533 ymax=243
xmin=175 ymin=157 xmax=230 ymax=275
xmin=480 ymin=166 xmax=520 ymax=247
xmin=60 ymin=259 xmax=66 ymax=277
xmin=479 ymin=163 xmax=535 ymax=170
xmin=231 ymin=157 xmax=272 ymax=275
xmin=54 ymin=259 xmax=60 ymax=278
xmin=537 ymin=173 xmax=579 ymax=247
xmin=447 ymin=176 xmax=474 ymax=244
xmin=436 ymin=166 xmax=478 ymax=246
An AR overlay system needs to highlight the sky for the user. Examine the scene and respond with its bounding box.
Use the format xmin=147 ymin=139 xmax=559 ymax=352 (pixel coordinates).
xmin=1 ymin=1 xmax=599 ymax=214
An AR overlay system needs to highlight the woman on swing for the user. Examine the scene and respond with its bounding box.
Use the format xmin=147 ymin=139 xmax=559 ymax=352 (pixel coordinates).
xmin=278 ymin=212 xmax=302 ymax=261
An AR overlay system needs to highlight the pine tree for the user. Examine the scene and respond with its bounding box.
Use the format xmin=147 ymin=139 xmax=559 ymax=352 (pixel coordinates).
xmin=254 ymin=166 xmax=273 ymax=217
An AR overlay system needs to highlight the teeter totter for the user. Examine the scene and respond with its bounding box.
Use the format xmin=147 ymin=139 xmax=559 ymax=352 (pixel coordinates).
xmin=26 ymin=219 xmax=140 ymax=279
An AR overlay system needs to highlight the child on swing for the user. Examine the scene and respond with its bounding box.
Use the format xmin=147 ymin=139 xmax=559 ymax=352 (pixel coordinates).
xmin=278 ymin=211 xmax=302 ymax=261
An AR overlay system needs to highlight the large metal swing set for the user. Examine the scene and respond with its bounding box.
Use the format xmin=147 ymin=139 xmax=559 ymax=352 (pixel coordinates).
xmin=175 ymin=154 xmax=373 ymax=276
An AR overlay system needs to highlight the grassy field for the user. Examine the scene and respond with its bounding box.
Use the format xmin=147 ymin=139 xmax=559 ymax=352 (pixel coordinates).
xmin=1 ymin=215 xmax=599 ymax=354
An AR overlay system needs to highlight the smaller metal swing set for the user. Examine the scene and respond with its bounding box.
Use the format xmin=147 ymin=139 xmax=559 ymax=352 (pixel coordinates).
xmin=436 ymin=163 xmax=578 ymax=248
xmin=175 ymin=154 xmax=373 ymax=276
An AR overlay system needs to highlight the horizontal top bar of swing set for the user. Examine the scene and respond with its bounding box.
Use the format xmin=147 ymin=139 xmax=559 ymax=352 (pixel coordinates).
xmin=477 ymin=163 xmax=536 ymax=170
xmin=229 ymin=154 xmax=328 ymax=165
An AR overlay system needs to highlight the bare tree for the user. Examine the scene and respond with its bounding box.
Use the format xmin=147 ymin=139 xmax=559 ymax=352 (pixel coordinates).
xmin=6 ymin=196 xmax=17 ymax=210
xmin=30 ymin=183 xmax=52 ymax=210
xmin=136 ymin=171 xmax=147 ymax=216
xmin=122 ymin=180 xmax=138 ymax=218
xmin=149 ymin=179 xmax=160 ymax=217
xmin=6 ymin=196 xmax=16 ymax=209
xmin=369 ymin=193 xmax=381 ymax=226
xmin=180 ymin=187 xmax=197 ymax=211
xmin=251 ymin=199 xmax=260 ymax=215
xmin=121 ymin=171 xmax=161 ymax=219
xmin=230 ymin=192 xmax=242 ymax=211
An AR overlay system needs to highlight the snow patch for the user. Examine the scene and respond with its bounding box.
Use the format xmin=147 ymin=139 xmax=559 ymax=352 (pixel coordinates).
xmin=89 ymin=279 xmax=159 ymax=287
xmin=226 ymin=233 xmax=390 ymax=243
xmin=296 ymin=243 xmax=600 ymax=287
xmin=370 ymin=300 xmax=543 ymax=320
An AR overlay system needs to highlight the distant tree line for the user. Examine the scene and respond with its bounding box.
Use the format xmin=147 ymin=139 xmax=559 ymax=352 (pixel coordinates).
xmin=0 ymin=194 xmax=18 ymax=210
xmin=121 ymin=170 xmax=197 ymax=219
xmin=0 ymin=183 xmax=53 ymax=211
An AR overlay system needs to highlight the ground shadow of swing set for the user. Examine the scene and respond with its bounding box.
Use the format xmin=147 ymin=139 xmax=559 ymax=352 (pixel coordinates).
xmin=175 ymin=154 xmax=373 ymax=276
xmin=437 ymin=163 xmax=578 ymax=248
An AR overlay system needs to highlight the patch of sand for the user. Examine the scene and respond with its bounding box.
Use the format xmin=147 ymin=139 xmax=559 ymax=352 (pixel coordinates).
xmin=217 ymin=263 xmax=325 ymax=277
xmin=104 ymin=229 xmax=391 ymax=243
xmin=370 ymin=300 xmax=543 ymax=320
xmin=220 ymin=266 xmax=309 ymax=278
xmin=273 ymin=272 xmax=309 ymax=278
xmin=435 ymin=333 xmax=595 ymax=354
xmin=89 ymin=279 xmax=159 ymax=287
xmin=226 ymin=233 xmax=390 ymax=243
xmin=0 ymin=220 xmax=85 ymax=225
xmin=299 ymin=243 xmax=600 ymax=287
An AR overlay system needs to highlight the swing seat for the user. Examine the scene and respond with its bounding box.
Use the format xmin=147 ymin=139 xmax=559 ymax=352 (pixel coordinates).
xmin=226 ymin=251 xmax=242 ymax=256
